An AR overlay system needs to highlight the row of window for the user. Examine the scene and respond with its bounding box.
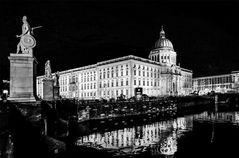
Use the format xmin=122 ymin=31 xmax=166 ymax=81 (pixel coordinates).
xmin=134 ymin=79 xmax=159 ymax=87
xmin=99 ymin=79 xmax=129 ymax=88
xmin=99 ymin=70 xmax=129 ymax=79
xmin=81 ymin=75 xmax=96 ymax=82
xmin=195 ymin=76 xmax=232 ymax=86
xmin=101 ymin=89 xmax=129 ymax=97
xmin=151 ymin=54 xmax=170 ymax=61
xmin=195 ymin=84 xmax=232 ymax=91
xmin=80 ymin=91 xmax=96 ymax=97
xmin=133 ymin=69 xmax=162 ymax=78
xmin=60 ymin=77 xmax=68 ymax=85
xmin=60 ymin=86 xmax=68 ymax=92
xmin=99 ymin=64 xmax=129 ymax=72
xmin=81 ymin=83 xmax=97 ymax=90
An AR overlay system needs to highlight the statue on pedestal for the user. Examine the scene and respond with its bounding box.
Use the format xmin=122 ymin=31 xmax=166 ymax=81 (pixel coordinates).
xmin=45 ymin=60 xmax=52 ymax=79
xmin=16 ymin=16 xmax=42 ymax=55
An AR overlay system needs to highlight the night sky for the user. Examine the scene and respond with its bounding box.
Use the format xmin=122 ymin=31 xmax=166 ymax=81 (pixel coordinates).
xmin=0 ymin=0 xmax=239 ymax=81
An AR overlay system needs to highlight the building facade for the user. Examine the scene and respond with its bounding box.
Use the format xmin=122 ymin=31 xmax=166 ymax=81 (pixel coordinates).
xmin=193 ymin=71 xmax=239 ymax=95
xmin=37 ymin=27 xmax=193 ymax=99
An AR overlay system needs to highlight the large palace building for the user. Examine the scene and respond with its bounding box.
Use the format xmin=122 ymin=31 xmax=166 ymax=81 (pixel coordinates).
xmin=36 ymin=27 xmax=193 ymax=99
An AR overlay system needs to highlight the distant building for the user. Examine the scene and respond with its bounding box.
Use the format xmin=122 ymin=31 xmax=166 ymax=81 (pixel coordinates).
xmin=193 ymin=71 xmax=239 ymax=95
xmin=37 ymin=27 xmax=193 ymax=99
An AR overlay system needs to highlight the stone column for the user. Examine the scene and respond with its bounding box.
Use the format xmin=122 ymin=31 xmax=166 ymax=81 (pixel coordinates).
xmin=8 ymin=53 xmax=38 ymax=103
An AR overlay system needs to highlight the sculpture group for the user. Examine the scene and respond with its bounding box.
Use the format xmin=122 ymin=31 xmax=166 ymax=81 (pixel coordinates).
xmin=16 ymin=16 xmax=41 ymax=55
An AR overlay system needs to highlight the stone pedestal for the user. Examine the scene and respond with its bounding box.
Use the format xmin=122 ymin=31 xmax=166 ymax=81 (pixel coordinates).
xmin=54 ymin=86 xmax=60 ymax=100
xmin=8 ymin=53 xmax=38 ymax=102
xmin=43 ymin=78 xmax=54 ymax=101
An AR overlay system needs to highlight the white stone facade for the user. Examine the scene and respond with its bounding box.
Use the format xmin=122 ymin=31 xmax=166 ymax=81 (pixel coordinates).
xmin=37 ymin=27 xmax=193 ymax=99
xmin=193 ymin=71 xmax=239 ymax=95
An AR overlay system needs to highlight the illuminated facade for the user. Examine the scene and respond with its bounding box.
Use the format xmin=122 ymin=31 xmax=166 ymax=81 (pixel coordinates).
xmin=37 ymin=27 xmax=193 ymax=99
xmin=193 ymin=71 xmax=239 ymax=95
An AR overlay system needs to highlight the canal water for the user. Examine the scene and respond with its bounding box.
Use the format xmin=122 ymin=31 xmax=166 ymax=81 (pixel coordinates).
xmin=76 ymin=110 xmax=239 ymax=158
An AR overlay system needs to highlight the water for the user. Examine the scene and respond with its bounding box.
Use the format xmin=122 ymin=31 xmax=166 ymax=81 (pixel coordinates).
xmin=76 ymin=110 xmax=239 ymax=157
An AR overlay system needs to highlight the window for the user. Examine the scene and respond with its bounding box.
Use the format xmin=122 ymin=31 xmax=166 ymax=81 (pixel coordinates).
xmin=126 ymin=79 xmax=128 ymax=86
xmin=111 ymin=71 xmax=114 ymax=78
xmin=121 ymin=79 xmax=124 ymax=86
xmin=134 ymin=79 xmax=136 ymax=85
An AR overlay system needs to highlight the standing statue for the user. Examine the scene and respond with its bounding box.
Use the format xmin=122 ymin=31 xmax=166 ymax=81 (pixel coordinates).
xmin=16 ymin=16 xmax=42 ymax=55
xmin=45 ymin=60 xmax=52 ymax=79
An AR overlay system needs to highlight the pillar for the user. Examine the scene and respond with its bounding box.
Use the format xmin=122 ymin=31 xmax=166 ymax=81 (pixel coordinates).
xmin=8 ymin=53 xmax=38 ymax=102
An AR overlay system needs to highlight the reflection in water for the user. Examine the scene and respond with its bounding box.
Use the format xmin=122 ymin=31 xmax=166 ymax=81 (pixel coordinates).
xmin=76 ymin=115 xmax=196 ymax=156
xmin=76 ymin=111 xmax=239 ymax=157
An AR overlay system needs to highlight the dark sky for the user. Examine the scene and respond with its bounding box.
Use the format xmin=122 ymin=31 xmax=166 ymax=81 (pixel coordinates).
xmin=0 ymin=0 xmax=239 ymax=80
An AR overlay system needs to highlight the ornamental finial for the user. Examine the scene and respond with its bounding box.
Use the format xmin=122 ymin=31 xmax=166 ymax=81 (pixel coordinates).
xmin=160 ymin=25 xmax=165 ymax=38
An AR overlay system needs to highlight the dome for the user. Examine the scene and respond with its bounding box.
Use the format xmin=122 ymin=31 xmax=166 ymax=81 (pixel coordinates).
xmin=154 ymin=26 xmax=174 ymax=51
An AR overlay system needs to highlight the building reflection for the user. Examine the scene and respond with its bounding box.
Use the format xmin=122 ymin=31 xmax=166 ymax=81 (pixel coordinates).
xmin=76 ymin=115 xmax=200 ymax=156
xmin=194 ymin=111 xmax=239 ymax=124
xmin=76 ymin=111 xmax=239 ymax=156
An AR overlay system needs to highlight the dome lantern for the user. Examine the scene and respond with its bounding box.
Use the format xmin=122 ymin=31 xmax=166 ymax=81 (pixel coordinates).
xmin=160 ymin=26 xmax=165 ymax=39
xmin=154 ymin=26 xmax=174 ymax=51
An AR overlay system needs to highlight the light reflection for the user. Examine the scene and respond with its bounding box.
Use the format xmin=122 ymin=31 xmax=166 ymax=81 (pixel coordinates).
xmin=76 ymin=114 xmax=199 ymax=156
xmin=76 ymin=111 xmax=239 ymax=156
xmin=159 ymin=131 xmax=177 ymax=156
xmin=194 ymin=111 xmax=239 ymax=124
